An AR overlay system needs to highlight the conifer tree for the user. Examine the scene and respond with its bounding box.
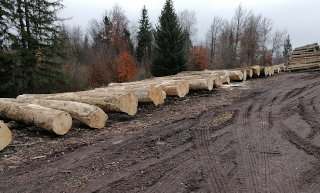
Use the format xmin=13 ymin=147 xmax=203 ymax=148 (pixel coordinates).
xmin=283 ymin=34 xmax=292 ymax=63
xmin=0 ymin=0 xmax=66 ymax=96
xmin=136 ymin=6 xmax=152 ymax=67
xmin=151 ymin=0 xmax=187 ymax=77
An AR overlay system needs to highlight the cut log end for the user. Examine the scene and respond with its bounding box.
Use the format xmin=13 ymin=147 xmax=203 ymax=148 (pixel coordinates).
xmin=243 ymin=70 xmax=247 ymax=81
xmin=214 ymin=76 xmax=222 ymax=88
xmin=148 ymin=87 xmax=166 ymax=106
xmin=52 ymin=112 xmax=73 ymax=135
xmin=0 ymin=122 xmax=12 ymax=151
xmin=119 ymin=93 xmax=138 ymax=116
xmin=175 ymin=83 xmax=187 ymax=97
xmin=86 ymin=108 xmax=108 ymax=129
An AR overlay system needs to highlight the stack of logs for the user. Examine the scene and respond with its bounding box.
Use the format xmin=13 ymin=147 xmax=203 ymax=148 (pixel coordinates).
xmin=0 ymin=64 xmax=284 ymax=151
xmin=288 ymin=43 xmax=320 ymax=71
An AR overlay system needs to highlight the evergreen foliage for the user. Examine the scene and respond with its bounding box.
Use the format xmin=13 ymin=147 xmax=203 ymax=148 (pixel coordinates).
xmin=136 ymin=6 xmax=152 ymax=65
xmin=151 ymin=0 xmax=187 ymax=77
xmin=283 ymin=34 xmax=292 ymax=63
xmin=0 ymin=0 xmax=66 ymax=97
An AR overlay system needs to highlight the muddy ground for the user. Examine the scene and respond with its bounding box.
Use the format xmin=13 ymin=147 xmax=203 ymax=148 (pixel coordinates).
xmin=1 ymin=71 xmax=320 ymax=193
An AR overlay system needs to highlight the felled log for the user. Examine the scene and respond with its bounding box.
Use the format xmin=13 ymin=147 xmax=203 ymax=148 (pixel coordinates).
xmin=245 ymin=68 xmax=253 ymax=78
xmin=98 ymin=85 xmax=166 ymax=106
xmin=293 ymin=43 xmax=319 ymax=52
xmin=260 ymin=66 xmax=270 ymax=76
xmin=242 ymin=70 xmax=247 ymax=81
xmin=289 ymin=58 xmax=320 ymax=65
xmin=251 ymin=65 xmax=261 ymax=76
xmin=156 ymin=80 xmax=189 ymax=97
xmin=0 ymin=121 xmax=12 ymax=151
xmin=177 ymin=70 xmax=226 ymax=86
xmin=228 ymin=70 xmax=243 ymax=81
xmin=17 ymin=91 xmax=138 ymax=116
xmin=0 ymin=100 xmax=72 ymax=135
xmin=290 ymin=52 xmax=320 ymax=58
xmin=13 ymin=99 xmax=107 ymax=129
xmin=287 ymin=63 xmax=320 ymax=71
xmin=272 ymin=66 xmax=281 ymax=73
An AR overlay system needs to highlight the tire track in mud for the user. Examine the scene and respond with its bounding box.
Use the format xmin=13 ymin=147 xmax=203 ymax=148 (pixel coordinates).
xmin=234 ymin=97 xmax=276 ymax=193
xmin=191 ymin=110 xmax=235 ymax=193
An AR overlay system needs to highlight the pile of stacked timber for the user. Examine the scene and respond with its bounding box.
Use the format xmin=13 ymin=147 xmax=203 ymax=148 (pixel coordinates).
xmin=288 ymin=43 xmax=320 ymax=71
xmin=0 ymin=64 xmax=286 ymax=151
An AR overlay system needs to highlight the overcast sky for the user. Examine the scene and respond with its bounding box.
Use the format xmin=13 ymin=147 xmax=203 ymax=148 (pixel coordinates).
xmin=60 ymin=0 xmax=320 ymax=48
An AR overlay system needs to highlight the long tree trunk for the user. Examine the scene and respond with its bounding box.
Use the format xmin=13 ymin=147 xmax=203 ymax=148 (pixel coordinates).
xmin=101 ymin=85 xmax=166 ymax=106
xmin=13 ymin=99 xmax=108 ymax=129
xmin=17 ymin=91 xmax=138 ymax=116
xmin=0 ymin=100 xmax=72 ymax=135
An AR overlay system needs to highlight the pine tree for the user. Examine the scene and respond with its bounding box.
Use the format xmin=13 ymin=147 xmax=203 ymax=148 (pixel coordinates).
xmin=1 ymin=0 xmax=66 ymax=96
xmin=283 ymin=34 xmax=292 ymax=63
xmin=0 ymin=0 xmax=21 ymax=96
xmin=136 ymin=6 xmax=152 ymax=67
xmin=151 ymin=0 xmax=187 ymax=77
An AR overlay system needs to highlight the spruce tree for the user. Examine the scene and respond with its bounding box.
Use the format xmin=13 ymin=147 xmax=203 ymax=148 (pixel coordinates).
xmin=0 ymin=0 xmax=66 ymax=96
xmin=136 ymin=6 xmax=152 ymax=66
xmin=0 ymin=0 xmax=20 ymax=97
xmin=151 ymin=0 xmax=187 ymax=77
xmin=283 ymin=34 xmax=292 ymax=63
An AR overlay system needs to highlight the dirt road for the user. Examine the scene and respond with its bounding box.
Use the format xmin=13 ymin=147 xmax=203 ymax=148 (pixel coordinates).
xmin=1 ymin=71 xmax=320 ymax=193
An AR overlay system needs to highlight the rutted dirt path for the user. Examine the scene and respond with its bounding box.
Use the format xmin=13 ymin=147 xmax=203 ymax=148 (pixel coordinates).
xmin=1 ymin=71 xmax=320 ymax=192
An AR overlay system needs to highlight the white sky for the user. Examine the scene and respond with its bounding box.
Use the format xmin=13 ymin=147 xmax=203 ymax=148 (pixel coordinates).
xmin=60 ymin=0 xmax=320 ymax=48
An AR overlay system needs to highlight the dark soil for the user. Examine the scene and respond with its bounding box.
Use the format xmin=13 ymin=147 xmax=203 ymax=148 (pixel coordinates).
xmin=1 ymin=71 xmax=320 ymax=193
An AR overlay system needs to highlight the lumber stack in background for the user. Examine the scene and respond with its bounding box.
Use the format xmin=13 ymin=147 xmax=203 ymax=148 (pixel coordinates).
xmin=0 ymin=121 xmax=12 ymax=151
xmin=288 ymin=43 xmax=320 ymax=71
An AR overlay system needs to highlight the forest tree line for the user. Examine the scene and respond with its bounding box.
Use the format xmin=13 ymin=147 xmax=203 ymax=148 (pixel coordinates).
xmin=0 ymin=0 xmax=292 ymax=97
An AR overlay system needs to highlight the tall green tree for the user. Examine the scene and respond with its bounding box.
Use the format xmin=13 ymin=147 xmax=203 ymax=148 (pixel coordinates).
xmin=0 ymin=0 xmax=19 ymax=96
xmin=283 ymin=34 xmax=292 ymax=63
xmin=151 ymin=0 xmax=187 ymax=77
xmin=0 ymin=0 xmax=66 ymax=97
xmin=136 ymin=5 xmax=152 ymax=68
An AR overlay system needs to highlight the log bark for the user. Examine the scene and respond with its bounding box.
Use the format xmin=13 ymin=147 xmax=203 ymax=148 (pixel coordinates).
xmin=293 ymin=43 xmax=319 ymax=51
xmin=97 ymin=85 xmax=166 ymax=106
xmin=287 ymin=63 xmax=320 ymax=71
xmin=13 ymin=99 xmax=107 ymax=129
xmin=176 ymin=71 xmax=223 ymax=87
xmin=0 ymin=121 xmax=12 ymax=151
xmin=0 ymin=100 xmax=72 ymax=135
xmin=17 ymin=91 xmax=138 ymax=116
xmin=157 ymin=80 xmax=189 ymax=97
xmin=109 ymin=79 xmax=189 ymax=98
xmin=290 ymin=52 xmax=320 ymax=58
xmin=228 ymin=70 xmax=243 ymax=81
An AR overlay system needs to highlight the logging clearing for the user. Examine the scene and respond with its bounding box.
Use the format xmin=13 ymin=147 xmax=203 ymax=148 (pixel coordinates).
xmin=1 ymin=42 xmax=319 ymax=152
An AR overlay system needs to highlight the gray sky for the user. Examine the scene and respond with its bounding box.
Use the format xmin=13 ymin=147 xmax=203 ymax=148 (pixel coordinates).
xmin=60 ymin=0 xmax=320 ymax=48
